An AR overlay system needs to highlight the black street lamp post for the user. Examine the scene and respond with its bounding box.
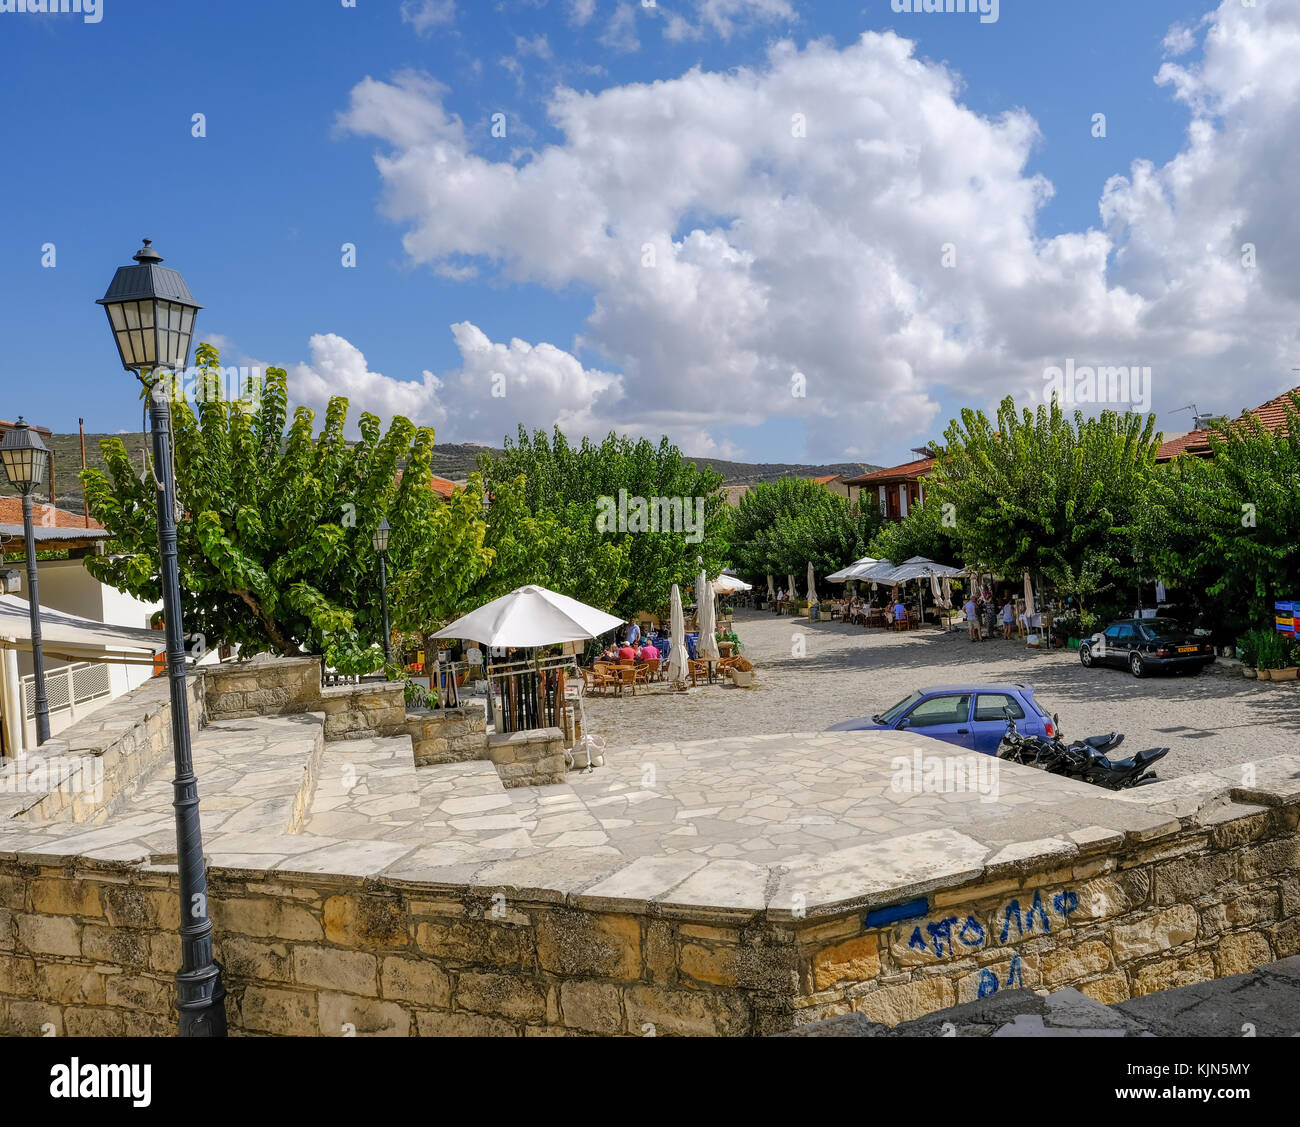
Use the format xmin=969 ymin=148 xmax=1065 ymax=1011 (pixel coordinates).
xmin=0 ymin=419 xmax=52 ymax=746
xmin=373 ymin=517 xmax=392 ymax=661
xmin=97 ymin=239 xmax=226 ymax=1036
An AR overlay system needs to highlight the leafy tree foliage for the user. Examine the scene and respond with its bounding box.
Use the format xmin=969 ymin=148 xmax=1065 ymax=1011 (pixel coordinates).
xmin=1140 ymin=392 xmax=1300 ymax=630
xmin=927 ymin=397 xmax=1161 ymax=613
xmin=867 ymin=495 xmax=953 ymax=565
xmin=729 ymin=477 xmax=883 ymax=587
xmin=476 ymin=427 xmax=727 ymax=617
xmin=82 ymin=344 xmax=492 ymax=671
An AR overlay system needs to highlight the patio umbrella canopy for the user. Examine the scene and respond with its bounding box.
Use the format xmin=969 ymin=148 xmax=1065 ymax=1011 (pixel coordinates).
xmin=666 ymin=584 xmax=688 ymax=684
xmin=826 ymin=556 xmax=878 ymax=582
xmin=431 ymin=585 xmax=623 ymax=648
xmin=711 ymin=574 xmax=752 ymax=594
xmin=696 ymin=570 xmax=720 ymax=661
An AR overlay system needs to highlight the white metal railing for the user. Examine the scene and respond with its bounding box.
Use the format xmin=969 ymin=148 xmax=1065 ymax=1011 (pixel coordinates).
xmin=21 ymin=662 xmax=112 ymax=721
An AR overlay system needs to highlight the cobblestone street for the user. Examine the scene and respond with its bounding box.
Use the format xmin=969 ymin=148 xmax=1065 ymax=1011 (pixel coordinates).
xmin=582 ymin=609 xmax=1300 ymax=780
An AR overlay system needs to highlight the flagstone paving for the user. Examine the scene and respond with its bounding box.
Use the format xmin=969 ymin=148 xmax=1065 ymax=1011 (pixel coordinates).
xmin=5 ymin=702 xmax=1295 ymax=919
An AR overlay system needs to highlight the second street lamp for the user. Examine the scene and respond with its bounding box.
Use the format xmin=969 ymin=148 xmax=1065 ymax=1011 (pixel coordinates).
xmin=373 ymin=517 xmax=392 ymax=661
xmin=0 ymin=419 xmax=52 ymax=745
xmin=97 ymin=238 xmax=226 ymax=1037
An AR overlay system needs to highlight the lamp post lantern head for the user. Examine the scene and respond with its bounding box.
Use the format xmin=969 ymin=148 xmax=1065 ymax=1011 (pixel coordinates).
xmin=0 ymin=418 xmax=50 ymax=494
xmin=97 ymin=239 xmax=202 ymax=375
xmin=373 ymin=517 xmax=391 ymax=555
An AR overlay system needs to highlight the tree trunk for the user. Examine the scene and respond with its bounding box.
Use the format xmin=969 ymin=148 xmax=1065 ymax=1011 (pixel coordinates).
xmin=231 ymin=588 xmax=299 ymax=655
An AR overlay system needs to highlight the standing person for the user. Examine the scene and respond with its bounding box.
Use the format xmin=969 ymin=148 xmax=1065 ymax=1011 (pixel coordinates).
xmin=1001 ymin=598 xmax=1014 ymax=640
xmin=627 ymin=620 xmax=641 ymax=646
xmin=964 ymin=595 xmax=981 ymax=642
xmin=985 ymin=596 xmax=998 ymax=639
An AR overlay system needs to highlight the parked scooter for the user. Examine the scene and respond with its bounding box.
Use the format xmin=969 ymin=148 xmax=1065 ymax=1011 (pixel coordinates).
xmin=998 ymin=712 xmax=1168 ymax=790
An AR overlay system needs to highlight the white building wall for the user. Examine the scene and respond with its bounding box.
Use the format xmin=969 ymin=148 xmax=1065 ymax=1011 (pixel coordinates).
xmin=8 ymin=558 xmax=162 ymax=751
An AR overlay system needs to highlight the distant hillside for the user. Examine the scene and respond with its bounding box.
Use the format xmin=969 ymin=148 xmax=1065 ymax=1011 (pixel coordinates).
xmin=7 ymin=433 xmax=878 ymax=516
xmin=686 ymin=459 xmax=879 ymax=486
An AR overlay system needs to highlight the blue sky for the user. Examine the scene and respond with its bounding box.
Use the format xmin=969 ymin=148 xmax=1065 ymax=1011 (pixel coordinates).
xmin=2 ymin=0 xmax=1293 ymax=467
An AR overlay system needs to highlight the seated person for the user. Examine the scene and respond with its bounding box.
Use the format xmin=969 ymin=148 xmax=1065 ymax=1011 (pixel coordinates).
xmin=641 ymin=640 xmax=660 ymax=661
xmin=893 ymin=600 xmax=907 ymax=621
xmin=618 ymin=643 xmax=637 ymax=661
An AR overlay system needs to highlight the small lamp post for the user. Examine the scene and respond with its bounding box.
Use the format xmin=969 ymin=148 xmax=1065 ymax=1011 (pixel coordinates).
xmin=373 ymin=517 xmax=392 ymax=661
xmin=97 ymin=239 xmax=226 ymax=1037
xmin=0 ymin=419 xmax=52 ymax=746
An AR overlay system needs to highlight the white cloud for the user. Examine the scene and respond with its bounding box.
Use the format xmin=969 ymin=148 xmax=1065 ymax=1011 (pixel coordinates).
xmin=568 ymin=0 xmax=597 ymax=27
xmin=598 ymin=2 xmax=640 ymax=53
xmin=336 ymin=1 xmax=1300 ymax=462
xmin=667 ymin=0 xmax=797 ymax=40
xmin=401 ymin=0 xmax=455 ymax=36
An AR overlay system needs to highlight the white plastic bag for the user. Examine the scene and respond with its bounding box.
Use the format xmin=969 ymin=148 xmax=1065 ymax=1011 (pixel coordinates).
xmin=566 ymin=733 xmax=607 ymax=771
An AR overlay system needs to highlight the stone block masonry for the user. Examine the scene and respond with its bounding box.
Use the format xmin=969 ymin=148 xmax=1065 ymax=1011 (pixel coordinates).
xmin=407 ymin=707 xmax=488 ymax=766
xmin=0 ymin=794 xmax=1295 ymax=1036
xmin=486 ymin=729 xmax=567 ymax=788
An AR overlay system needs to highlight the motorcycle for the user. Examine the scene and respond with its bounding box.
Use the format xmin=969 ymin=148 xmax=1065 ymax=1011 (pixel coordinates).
xmin=998 ymin=711 xmax=1168 ymax=790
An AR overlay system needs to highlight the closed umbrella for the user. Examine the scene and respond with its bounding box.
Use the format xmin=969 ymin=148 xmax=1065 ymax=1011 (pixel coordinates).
xmin=697 ymin=569 xmax=720 ymax=661
xmin=666 ymin=584 xmax=688 ymax=686
xmin=766 ymin=574 xmax=776 ymax=603
xmin=1023 ymin=571 xmax=1036 ymax=618
xmin=787 ymin=573 xmax=798 ymax=601
xmin=806 ymin=561 xmax=818 ymax=605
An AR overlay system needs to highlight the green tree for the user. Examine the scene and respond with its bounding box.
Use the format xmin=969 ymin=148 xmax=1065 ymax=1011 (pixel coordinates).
xmin=928 ymin=396 xmax=1161 ymax=614
xmin=730 ymin=477 xmax=883 ymax=588
xmin=477 ymin=427 xmax=726 ymax=617
xmin=1141 ymin=392 xmax=1300 ymax=632
xmin=81 ymin=344 xmax=491 ymax=672
xmin=867 ymin=495 xmax=953 ymax=564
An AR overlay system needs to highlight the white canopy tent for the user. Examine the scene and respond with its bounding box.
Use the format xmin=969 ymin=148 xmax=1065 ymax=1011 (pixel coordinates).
xmin=0 ymin=596 xmax=165 ymax=665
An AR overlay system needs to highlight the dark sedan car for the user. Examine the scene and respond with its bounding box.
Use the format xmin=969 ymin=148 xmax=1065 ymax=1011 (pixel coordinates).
xmin=1079 ymin=618 xmax=1216 ymax=677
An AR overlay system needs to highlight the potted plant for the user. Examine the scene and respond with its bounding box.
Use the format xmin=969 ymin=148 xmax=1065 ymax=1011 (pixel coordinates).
xmin=1279 ymin=640 xmax=1300 ymax=682
xmin=1237 ymin=630 xmax=1260 ymax=678
xmin=1255 ymin=630 xmax=1288 ymax=680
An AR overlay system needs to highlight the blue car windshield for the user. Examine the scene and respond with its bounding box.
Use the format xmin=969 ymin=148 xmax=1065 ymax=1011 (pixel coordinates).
xmin=878 ymin=691 xmax=924 ymax=725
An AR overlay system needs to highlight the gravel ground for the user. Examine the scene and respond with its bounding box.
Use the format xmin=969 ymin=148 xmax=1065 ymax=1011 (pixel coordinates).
xmin=582 ymin=608 xmax=1300 ymax=780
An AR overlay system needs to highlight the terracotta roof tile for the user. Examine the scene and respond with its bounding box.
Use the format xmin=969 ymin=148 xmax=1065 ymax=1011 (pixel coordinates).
xmin=0 ymin=497 xmax=102 ymax=530
xmin=1156 ymin=385 xmax=1299 ymax=461
xmin=843 ymin=457 xmax=935 ymax=486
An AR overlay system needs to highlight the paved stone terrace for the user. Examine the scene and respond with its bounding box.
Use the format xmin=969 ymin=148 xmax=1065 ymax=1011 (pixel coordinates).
xmin=3 ymin=705 xmax=1298 ymax=922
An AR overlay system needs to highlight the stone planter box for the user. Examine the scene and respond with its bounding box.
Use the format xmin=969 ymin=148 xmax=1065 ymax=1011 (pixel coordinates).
xmin=1273 ymin=667 xmax=1299 ymax=681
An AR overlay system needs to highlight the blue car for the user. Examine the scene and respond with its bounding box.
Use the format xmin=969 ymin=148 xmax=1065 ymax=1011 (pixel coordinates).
xmin=826 ymin=683 xmax=1055 ymax=755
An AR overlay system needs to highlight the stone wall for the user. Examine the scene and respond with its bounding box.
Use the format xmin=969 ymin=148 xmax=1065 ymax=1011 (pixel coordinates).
xmin=203 ymin=656 xmax=321 ymax=722
xmin=203 ymin=657 xmax=406 ymax=742
xmin=486 ymin=728 xmax=567 ymax=788
xmin=407 ymin=707 xmax=488 ymax=766
xmin=0 ymin=796 xmax=1296 ymax=1036
xmin=0 ymin=674 xmax=204 ymax=826
xmin=788 ymin=803 xmax=1300 ymax=1027
xmin=320 ymin=684 xmax=406 ymax=742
